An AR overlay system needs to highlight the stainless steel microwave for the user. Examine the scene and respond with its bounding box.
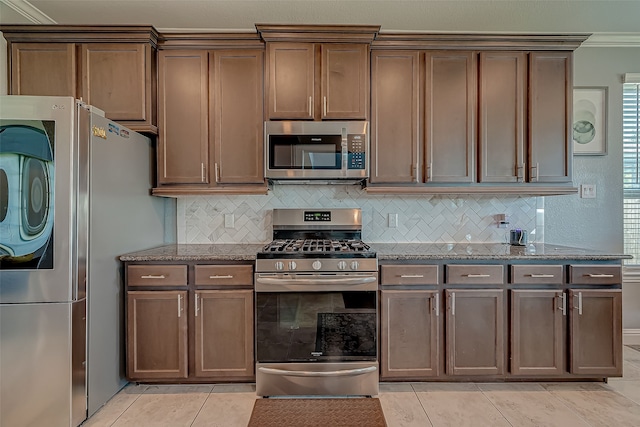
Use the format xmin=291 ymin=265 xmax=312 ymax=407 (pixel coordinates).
xmin=264 ymin=121 xmax=369 ymax=182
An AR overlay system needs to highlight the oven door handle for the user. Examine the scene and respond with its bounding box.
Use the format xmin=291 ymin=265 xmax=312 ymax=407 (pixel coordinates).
xmin=258 ymin=366 xmax=377 ymax=377
xmin=256 ymin=276 xmax=377 ymax=286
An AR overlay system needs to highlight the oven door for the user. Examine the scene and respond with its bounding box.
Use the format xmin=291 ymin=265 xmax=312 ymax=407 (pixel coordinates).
xmin=255 ymin=272 xmax=379 ymax=396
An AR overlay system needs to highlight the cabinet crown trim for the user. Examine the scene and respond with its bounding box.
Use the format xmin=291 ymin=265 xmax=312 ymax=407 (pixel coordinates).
xmin=256 ymin=24 xmax=380 ymax=43
xmin=0 ymin=24 xmax=159 ymax=46
xmin=372 ymin=32 xmax=590 ymax=50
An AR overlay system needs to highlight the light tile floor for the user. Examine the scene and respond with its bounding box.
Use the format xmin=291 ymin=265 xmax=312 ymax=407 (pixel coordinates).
xmin=83 ymin=346 xmax=640 ymax=427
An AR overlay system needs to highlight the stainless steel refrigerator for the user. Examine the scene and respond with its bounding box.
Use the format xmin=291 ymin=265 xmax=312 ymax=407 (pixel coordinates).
xmin=0 ymin=96 xmax=170 ymax=426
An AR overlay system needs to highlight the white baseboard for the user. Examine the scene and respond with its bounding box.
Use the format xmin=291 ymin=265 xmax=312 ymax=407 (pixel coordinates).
xmin=624 ymin=329 xmax=640 ymax=345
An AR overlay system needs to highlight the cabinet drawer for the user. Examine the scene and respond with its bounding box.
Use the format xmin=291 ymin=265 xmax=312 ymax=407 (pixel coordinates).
xmin=195 ymin=265 xmax=253 ymax=286
xmin=381 ymin=265 xmax=439 ymax=285
xmin=446 ymin=265 xmax=504 ymax=285
xmin=127 ymin=265 xmax=188 ymax=287
xmin=511 ymin=265 xmax=563 ymax=285
xmin=569 ymin=265 xmax=622 ymax=285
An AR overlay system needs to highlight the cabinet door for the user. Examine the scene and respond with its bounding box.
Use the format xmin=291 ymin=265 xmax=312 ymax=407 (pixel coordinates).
xmin=445 ymin=289 xmax=504 ymax=375
xmin=10 ymin=43 xmax=76 ymax=96
xmin=267 ymin=43 xmax=314 ymax=119
xmin=425 ymin=51 xmax=477 ymax=183
xmin=511 ymin=289 xmax=564 ymax=375
xmin=157 ymin=50 xmax=209 ymax=185
xmin=126 ymin=291 xmax=188 ymax=380
xmin=529 ymin=52 xmax=572 ymax=183
xmin=211 ymin=50 xmax=265 ymax=184
xmin=194 ymin=290 xmax=254 ymax=378
xmin=381 ymin=290 xmax=439 ymax=378
xmin=321 ymin=44 xmax=368 ymax=119
xmin=569 ymin=289 xmax=622 ymax=376
xmin=81 ymin=43 xmax=150 ymax=122
xmin=479 ymin=52 xmax=526 ymax=183
xmin=370 ymin=51 xmax=420 ymax=184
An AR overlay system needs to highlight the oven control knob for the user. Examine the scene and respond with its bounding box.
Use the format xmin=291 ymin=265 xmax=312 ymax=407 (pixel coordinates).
xmin=288 ymin=261 xmax=297 ymax=271
xmin=275 ymin=261 xmax=285 ymax=271
xmin=350 ymin=261 xmax=360 ymax=270
xmin=312 ymin=260 xmax=322 ymax=270
xmin=337 ymin=261 xmax=347 ymax=270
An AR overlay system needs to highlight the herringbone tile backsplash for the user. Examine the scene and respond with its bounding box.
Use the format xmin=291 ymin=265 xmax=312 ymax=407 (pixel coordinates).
xmin=177 ymin=185 xmax=540 ymax=244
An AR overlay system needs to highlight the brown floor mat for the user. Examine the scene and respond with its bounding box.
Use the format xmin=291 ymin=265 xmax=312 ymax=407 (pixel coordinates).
xmin=248 ymin=398 xmax=387 ymax=427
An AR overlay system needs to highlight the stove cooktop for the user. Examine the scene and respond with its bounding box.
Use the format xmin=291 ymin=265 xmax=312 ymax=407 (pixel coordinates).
xmin=257 ymin=238 xmax=376 ymax=259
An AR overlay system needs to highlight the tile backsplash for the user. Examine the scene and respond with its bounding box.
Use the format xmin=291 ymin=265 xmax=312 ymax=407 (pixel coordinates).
xmin=177 ymin=185 xmax=540 ymax=244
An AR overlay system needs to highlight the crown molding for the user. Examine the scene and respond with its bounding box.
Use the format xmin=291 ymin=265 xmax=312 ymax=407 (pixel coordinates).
xmin=582 ymin=33 xmax=640 ymax=47
xmin=0 ymin=0 xmax=56 ymax=24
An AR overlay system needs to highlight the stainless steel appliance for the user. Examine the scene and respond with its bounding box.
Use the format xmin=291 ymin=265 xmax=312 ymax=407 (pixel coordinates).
xmin=264 ymin=121 xmax=369 ymax=183
xmin=255 ymin=208 xmax=378 ymax=397
xmin=0 ymin=96 xmax=168 ymax=426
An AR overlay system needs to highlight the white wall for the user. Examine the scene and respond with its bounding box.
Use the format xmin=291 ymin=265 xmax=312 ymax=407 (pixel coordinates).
xmin=545 ymin=46 xmax=640 ymax=332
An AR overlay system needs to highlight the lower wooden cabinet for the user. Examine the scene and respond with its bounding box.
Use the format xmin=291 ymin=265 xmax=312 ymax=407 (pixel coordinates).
xmin=125 ymin=262 xmax=254 ymax=382
xmin=569 ymin=289 xmax=623 ymax=376
xmin=194 ymin=290 xmax=254 ymax=378
xmin=445 ymin=289 xmax=505 ymax=376
xmin=380 ymin=290 xmax=439 ymax=379
xmin=127 ymin=291 xmax=188 ymax=380
xmin=510 ymin=289 xmax=564 ymax=375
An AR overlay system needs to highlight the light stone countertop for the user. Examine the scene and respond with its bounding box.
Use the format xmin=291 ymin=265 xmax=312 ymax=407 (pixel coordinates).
xmin=119 ymin=243 xmax=631 ymax=262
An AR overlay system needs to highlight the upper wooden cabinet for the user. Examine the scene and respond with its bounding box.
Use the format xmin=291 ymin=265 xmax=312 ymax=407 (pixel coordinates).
xmin=367 ymin=33 xmax=588 ymax=195
xmin=257 ymin=25 xmax=379 ymax=121
xmin=153 ymin=34 xmax=267 ymax=196
xmin=3 ymin=26 xmax=158 ymax=134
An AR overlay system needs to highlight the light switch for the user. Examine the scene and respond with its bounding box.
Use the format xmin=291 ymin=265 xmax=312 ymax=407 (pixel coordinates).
xmin=224 ymin=214 xmax=235 ymax=228
xmin=388 ymin=213 xmax=398 ymax=228
xmin=580 ymin=184 xmax=596 ymax=199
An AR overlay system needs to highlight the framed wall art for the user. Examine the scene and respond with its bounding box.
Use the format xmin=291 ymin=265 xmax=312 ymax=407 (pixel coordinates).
xmin=573 ymin=86 xmax=608 ymax=155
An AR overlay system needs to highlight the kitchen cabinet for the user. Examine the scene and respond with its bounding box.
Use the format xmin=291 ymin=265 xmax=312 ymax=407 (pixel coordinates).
xmin=265 ymin=42 xmax=369 ymax=120
xmin=367 ymin=34 xmax=587 ymax=195
xmin=127 ymin=290 xmax=188 ymax=380
xmin=154 ymin=46 xmax=266 ymax=194
xmin=369 ymin=51 xmax=420 ymax=184
xmin=509 ymin=265 xmax=565 ymax=376
xmin=424 ymin=51 xmax=477 ymax=183
xmin=4 ymin=26 xmax=158 ymax=133
xmin=124 ymin=262 xmax=255 ymax=382
xmin=567 ymin=264 xmax=623 ymax=376
xmin=445 ymin=289 xmax=505 ymax=376
xmin=379 ymin=265 xmax=440 ymax=379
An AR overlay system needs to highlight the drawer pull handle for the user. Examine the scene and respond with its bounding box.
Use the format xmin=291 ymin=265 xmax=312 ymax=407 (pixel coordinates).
xmin=178 ymin=294 xmax=182 ymax=318
xmin=400 ymin=274 xmax=424 ymax=278
xmin=140 ymin=274 xmax=165 ymax=279
xmin=209 ymin=275 xmax=234 ymax=279
xmin=529 ymin=274 xmax=555 ymax=278
xmin=465 ymin=274 xmax=491 ymax=278
xmin=557 ymin=293 xmax=566 ymax=316
xmin=587 ymin=274 xmax=615 ymax=278
xmin=434 ymin=292 xmax=440 ymax=317
xmin=451 ymin=292 xmax=456 ymax=316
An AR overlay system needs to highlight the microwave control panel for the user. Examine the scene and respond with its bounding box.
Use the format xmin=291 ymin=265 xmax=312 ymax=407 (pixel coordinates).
xmin=347 ymin=134 xmax=366 ymax=170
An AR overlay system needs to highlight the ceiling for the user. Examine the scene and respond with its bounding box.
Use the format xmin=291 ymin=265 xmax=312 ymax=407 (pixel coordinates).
xmin=1 ymin=0 xmax=639 ymax=35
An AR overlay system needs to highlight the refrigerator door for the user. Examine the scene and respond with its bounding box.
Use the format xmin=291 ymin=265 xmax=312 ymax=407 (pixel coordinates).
xmin=0 ymin=96 xmax=79 ymax=304
xmin=0 ymin=300 xmax=86 ymax=427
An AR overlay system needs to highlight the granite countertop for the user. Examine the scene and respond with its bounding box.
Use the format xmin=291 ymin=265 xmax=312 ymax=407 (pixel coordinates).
xmin=120 ymin=242 xmax=631 ymax=262
xmin=371 ymin=243 xmax=632 ymax=261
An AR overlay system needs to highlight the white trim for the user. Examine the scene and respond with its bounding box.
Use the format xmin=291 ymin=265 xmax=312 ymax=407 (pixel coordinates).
xmin=582 ymin=33 xmax=640 ymax=48
xmin=0 ymin=0 xmax=56 ymax=24
xmin=624 ymin=329 xmax=640 ymax=345
xmin=625 ymin=73 xmax=640 ymax=84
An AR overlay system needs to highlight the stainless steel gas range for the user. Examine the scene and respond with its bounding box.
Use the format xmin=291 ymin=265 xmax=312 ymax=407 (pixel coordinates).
xmin=255 ymin=208 xmax=379 ymax=397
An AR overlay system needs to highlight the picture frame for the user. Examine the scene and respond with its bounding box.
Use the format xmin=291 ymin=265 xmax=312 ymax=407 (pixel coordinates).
xmin=573 ymin=86 xmax=608 ymax=155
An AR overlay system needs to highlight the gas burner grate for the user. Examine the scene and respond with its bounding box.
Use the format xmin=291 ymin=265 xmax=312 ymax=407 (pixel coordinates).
xmin=262 ymin=239 xmax=371 ymax=253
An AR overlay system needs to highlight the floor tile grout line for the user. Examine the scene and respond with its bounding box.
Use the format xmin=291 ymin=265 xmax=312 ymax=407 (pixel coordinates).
xmin=474 ymin=382 xmax=516 ymax=427
xmin=188 ymin=385 xmax=216 ymax=427
xmin=409 ymin=383 xmax=435 ymax=427
xmin=537 ymin=383 xmax=597 ymax=427
xmin=104 ymin=384 xmax=149 ymax=427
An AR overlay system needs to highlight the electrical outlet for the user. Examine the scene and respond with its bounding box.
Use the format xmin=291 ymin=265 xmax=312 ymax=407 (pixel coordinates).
xmin=224 ymin=214 xmax=235 ymax=228
xmin=580 ymin=184 xmax=596 ymax=199
xmin=388 ymin=213 xmax=398 ymax=228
